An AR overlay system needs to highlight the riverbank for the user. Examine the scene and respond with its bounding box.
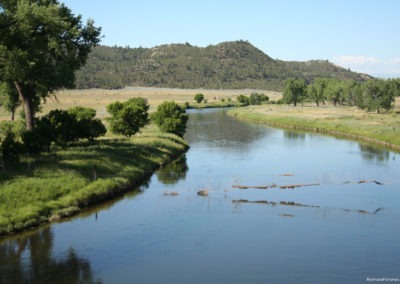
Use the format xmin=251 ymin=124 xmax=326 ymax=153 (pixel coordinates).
xmin=0 ymin=129 xmax=189 ymax=236
xmin=228 ymin=105 xmax=400 ymax=151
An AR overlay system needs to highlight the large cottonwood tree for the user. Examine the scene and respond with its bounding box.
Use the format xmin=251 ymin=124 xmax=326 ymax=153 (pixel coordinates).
xmin=0 ymin=0 xmax=101 ymax=130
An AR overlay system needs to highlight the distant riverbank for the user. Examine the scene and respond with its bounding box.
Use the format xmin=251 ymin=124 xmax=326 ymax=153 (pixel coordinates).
xmin=0 ymin=129 xmax=188 ymax=237
xmin=228 ymin=105 xmax=400 ymax=151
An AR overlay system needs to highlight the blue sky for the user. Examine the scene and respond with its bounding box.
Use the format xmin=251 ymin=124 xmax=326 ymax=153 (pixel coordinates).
xmin=62 ymin=0 xmax=400 ymax=78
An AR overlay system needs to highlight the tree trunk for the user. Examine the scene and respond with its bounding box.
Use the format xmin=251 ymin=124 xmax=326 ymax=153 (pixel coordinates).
xmin=14 ymin=82 xmax=35 ymax=131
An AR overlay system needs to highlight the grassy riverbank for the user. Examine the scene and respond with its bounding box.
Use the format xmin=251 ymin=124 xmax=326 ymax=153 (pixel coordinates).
xmin=0 ymin=127 xmax=188 ymax=236
xmin=228 ymin=104 xmax=400 ymax=151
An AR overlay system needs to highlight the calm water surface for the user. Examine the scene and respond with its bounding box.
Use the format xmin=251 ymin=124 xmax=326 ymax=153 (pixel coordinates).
xmin=1 ymin=109 xmax=400 ymax=284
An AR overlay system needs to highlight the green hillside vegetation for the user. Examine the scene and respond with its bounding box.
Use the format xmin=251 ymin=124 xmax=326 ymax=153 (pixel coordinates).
xmin=75 ymin=40 xmax=370 ymax=90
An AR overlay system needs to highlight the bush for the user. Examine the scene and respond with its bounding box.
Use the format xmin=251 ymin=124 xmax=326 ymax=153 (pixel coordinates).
xmin=22 ymin=118 xmax=53 ymax=154
xmin=68 ymin=107 xmax=106 ymax=141
xmin=194 ymin=93 xmax=204 ymax=103
xmin=237 ymin=94 xmax=249 ymax=105
xmin=1 ymin=132 xmax=23 ymax=164
xmin=106 ymin=98 xmax=149 ymax=137
xmin=151 ymin=101 xmax=188 ymax=137
xmin=249 ymin=93 xmax=269 ymax=105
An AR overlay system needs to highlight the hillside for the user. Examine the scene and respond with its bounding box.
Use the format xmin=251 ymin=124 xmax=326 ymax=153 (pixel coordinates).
xmin=75 ymin=40 xmax=371 ymax=91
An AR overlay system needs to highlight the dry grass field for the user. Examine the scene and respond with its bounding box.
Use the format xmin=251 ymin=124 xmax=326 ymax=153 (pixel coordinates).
xmin=0 ymin=87 xmax=281 ymax=121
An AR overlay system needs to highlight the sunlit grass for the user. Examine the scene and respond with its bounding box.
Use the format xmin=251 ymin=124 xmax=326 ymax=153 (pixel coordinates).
xmin=0 ymin=128 xmax=189 ymax=236
xmin=228 ymin=103 xmax=400 ymax=150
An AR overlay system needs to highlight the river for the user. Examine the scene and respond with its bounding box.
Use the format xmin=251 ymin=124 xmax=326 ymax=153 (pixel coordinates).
xmin=1 ymin=108 xmax=400 ymax=284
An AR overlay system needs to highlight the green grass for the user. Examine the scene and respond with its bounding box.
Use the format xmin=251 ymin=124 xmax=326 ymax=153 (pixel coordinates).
xmin=228 ymin=105 xmax=400 ymax=151
xmin=0 ymin=127 xmax=188 ymax=236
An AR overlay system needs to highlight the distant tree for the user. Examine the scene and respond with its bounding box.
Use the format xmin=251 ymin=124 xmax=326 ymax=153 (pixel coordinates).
xmin=0 ymin=0 xmax=101 ymax=131
xmin=107 ymin=98 xmax=149 ymax=137
xmin=249 ymin=93 xmax=268 ymax=105
xmin=0 ymin=82 xmax=21 ymax=120
xmin=325 ymin=79 xmax=345 ymax=106
xmin=237 ymin=94 xmax=250 ymax=105
xmin=359 ymin=79 xmax=396 ymax=113
xmin=307 ymin=78 xmax=328 ymax=107
xmin=282 ymin=79 xmax=307 ymax=106
xmin=343 ymin=80 xmax=362 ymax=106
xmin=194 ymin=93 xmax=204 ymax=103
xmin=151 ymin=101 xmax=188 ymax=137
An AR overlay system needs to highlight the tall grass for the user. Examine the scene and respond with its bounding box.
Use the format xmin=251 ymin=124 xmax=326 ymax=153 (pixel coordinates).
xmin=0 ymin=130 xmax=188 ymax=236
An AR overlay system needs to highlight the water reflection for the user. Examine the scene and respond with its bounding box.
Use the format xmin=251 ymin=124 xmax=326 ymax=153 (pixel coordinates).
xmin=359 ymin=144 xmax=391 ymax=162
xmin=283 ymin=131 xmax=306 ymax=141
xmin=185 ymin=109 xmax=269 ymax=147
xmin=0 ymin=227 xmax=101 ymax=284
xmin=156 ymin=155 xmax=189 ymax=185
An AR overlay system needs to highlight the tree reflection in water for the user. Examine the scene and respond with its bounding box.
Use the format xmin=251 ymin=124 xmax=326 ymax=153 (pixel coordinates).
xmin=0 ymin=227 xmax=101 ymax=284
xmin=359 ymin=144 xmax=391 ymax=162
xmin=156 ymin=155 xmax=189 ymax=185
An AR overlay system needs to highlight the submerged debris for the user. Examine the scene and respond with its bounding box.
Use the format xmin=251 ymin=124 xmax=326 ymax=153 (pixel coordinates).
xmin=232 ymin=199 xmax=384 ymax=215
xmin=343 ymin=180 xmax=384 ymax=185
xmin=232 ymin=199 xmax=318 ymax=208
xmin=163 ymin=191 xmax=179 ymax=196
xmin=197 ymin=189 xmax=209 ymax=196
xmin=279 ymin=213 xmax=295 ymax=218
xmin=232 ymin=182 xmax=319 ymax=190
xmin=279 ymin=201 xmax=320 ymax=208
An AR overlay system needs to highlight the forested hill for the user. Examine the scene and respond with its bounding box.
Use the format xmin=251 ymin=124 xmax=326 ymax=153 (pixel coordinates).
xmin=75 ymin=40 xmax=371 ymax=91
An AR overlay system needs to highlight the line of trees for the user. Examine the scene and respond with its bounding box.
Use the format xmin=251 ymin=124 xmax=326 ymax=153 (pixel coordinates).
xmin=281 ymin=78 xmax=400 ymax=112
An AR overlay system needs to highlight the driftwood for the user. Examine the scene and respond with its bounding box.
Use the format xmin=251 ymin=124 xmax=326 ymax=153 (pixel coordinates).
xmin=343 ymin=180 xmax=384 ymax=185
xmin=197 ymin=189 xmax=209 ymax=196
xmin=232 ymin=199 xmax=384 ymax=215
xmin=232 ymin=199 xmax=319 ymax=208
xmin=232 ymin=182 xmax=320 ymax=190
xmin=163 ymin=191 xmax=179 ymax=196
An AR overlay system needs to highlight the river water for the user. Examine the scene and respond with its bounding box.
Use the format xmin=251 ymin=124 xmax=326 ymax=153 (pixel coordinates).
xmin=1 ymin=108 xmax=400 ymax=284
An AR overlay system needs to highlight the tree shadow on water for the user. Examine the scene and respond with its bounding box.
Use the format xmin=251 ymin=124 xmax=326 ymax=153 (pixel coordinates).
xmin=156 ymin=155 xmax=189 ymax=185
xmin=0 ymin=227 xmax=102 ymax=284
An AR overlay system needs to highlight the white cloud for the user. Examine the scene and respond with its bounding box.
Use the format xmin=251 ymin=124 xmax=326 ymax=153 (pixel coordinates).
xmin=331 ymin=56 xmax=400 ymax=78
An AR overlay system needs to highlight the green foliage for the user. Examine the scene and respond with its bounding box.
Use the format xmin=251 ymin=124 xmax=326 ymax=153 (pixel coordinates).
xmin=20 ymin=107 xmax=106 ymax=154
xmin=1 ymin=132 xmax=23 ymax=165
xmin=194 ymin=93 xmax=205 ymax=103
xmin=307 ymin=78 xmax=328 ymax=106
xmin=106 ymin=98 xmax=150 ymax=137
xmin=68 ymin=106 xmax=96 ymax=120
xmin=74 ymin=41 xmax=369 ymax=91
xmin=152 ymin=101 xmax=188 ymax=137
xmin=249 ymin=93 xmax=269 ymax=105
xmin=282 ymin=79 xmax=307 ymax=106
xmin=0 ymin=81 xmax=21 ymax=120
xmin=68 ymin=107 xmax=106 ymax=141
xmin=237 ymin=94 xmax=250 ymax=105
xmin=0 ymin=0 xmax=101 ymax=130
xmin=358 ymin=79 xmax=396 ymax=113
xmin=45 ymin=110 xmax=77 ymax=146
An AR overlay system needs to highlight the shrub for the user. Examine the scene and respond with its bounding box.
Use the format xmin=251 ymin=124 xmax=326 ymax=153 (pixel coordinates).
xmin=194 ymin=93 xmax=204 ymax=103
xmin=151 ymin=101 xmax=188 ymax=137
xmin=1 ymin=132 xmax=23 ymax=164
xmin=106 ymin=98 xmax=149 ymax=137
xmin=237 ymin=94 xmax=249 ymax=105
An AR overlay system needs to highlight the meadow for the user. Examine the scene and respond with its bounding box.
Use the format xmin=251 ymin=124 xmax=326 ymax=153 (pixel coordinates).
xmin=0 ymin=126 xmax=188 ymax=236
xmin=228 ymin=99 xmax=400 ymax=151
